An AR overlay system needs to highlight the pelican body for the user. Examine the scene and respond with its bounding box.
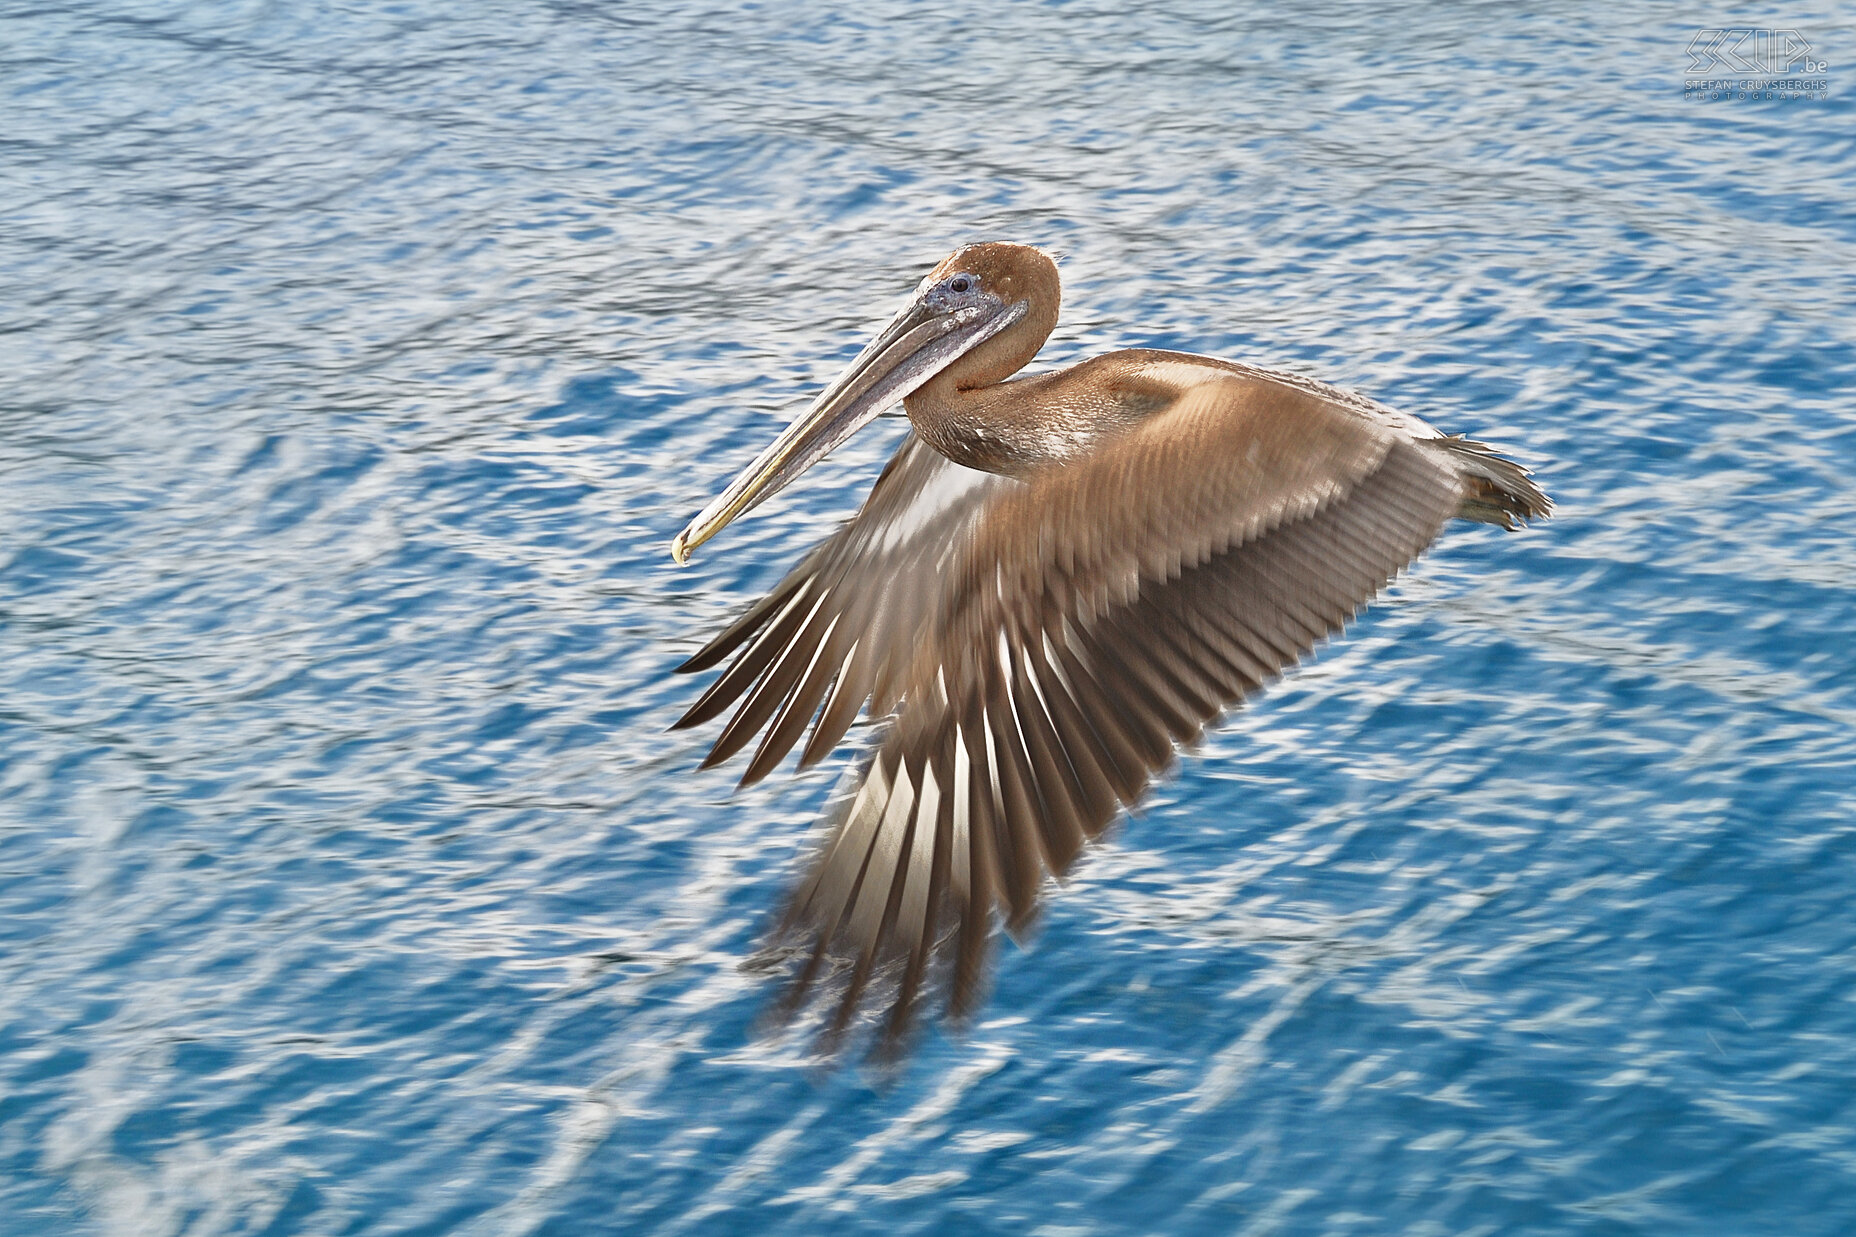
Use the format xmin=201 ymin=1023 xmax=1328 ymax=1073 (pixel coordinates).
xmin=670 ymin=243 xmax=1548 ymax=1050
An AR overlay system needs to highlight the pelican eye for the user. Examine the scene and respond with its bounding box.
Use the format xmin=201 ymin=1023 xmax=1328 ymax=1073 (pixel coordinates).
xmin=949 ymin=276 xmax=972 ymax=293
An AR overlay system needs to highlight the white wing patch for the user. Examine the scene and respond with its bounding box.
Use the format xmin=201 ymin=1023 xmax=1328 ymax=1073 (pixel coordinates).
xmin=873 ymin=455 xmax=998 ymax=553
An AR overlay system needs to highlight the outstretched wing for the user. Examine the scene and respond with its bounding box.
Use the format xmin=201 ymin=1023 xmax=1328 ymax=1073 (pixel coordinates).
xmin=672 ymin=433 xmax=1015 ymax=786
xmin=763 ymin=376 xmax=1484 ymax=1046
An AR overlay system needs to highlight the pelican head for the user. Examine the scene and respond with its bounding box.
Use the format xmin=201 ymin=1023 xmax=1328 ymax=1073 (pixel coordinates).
xmin=670 ymin=243 xmax=1060 ymax=564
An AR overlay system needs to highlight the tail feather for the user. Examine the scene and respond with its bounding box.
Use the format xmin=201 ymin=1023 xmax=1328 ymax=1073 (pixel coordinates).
xmin=1427 ymin=435 xmax=1552 ymax=530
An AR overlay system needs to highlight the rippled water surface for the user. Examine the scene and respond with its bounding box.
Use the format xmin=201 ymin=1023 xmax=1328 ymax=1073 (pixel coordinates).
xmin=5 ymin=3 xmax=1855 ymax=1233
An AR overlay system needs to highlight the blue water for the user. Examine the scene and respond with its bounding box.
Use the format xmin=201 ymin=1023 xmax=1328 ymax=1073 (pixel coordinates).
xmin=4 ymin=3 xmax=1854 ymax=1233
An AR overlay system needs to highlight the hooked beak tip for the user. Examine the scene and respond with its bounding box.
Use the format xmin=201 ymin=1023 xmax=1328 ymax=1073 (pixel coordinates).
xmin=669 ymin=531 xmax=693 ymax=566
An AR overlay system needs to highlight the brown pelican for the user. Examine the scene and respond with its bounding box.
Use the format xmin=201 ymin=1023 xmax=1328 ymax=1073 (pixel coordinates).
xmin=669 ymin=242 xmax=1548 ymax=1050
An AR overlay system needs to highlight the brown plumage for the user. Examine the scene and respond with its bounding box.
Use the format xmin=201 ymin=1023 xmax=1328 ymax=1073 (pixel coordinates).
xmin=668 ymin=242 xmax=1550 ymax=1053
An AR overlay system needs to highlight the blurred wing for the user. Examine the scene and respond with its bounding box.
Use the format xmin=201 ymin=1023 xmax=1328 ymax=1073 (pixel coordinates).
xmin=672 ymin=433 xmax=1016 ymax=786
xmin=768 ymin=376 xmax=1473 ymax=1045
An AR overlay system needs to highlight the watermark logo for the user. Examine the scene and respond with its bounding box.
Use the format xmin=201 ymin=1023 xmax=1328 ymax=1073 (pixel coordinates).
xmin=1685 ymin=28 xmax=1829 ymax=101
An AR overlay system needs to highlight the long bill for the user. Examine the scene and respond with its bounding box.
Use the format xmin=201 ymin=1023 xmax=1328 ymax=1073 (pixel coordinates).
xmin=670 ymin=289 xmax=1027 ymax=565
